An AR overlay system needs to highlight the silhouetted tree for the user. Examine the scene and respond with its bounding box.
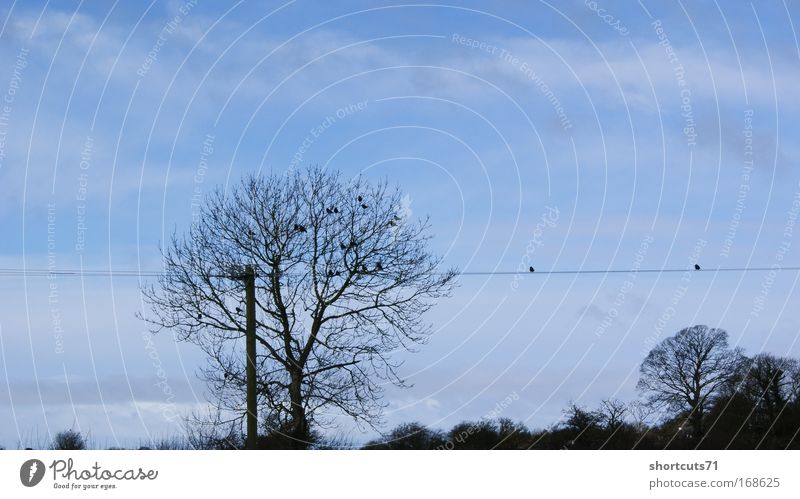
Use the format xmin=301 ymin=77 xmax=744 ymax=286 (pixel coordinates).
xmin=744 ymin=354 xmax=798 ymax=425
xmin=141 ymin=168 xmax=457 ymax=448
xmin=563 ymin=403 xmax=599 ymax=432
xmin=595 ymin=399 xmax=627 ymax=431
xmin=52 ymin=429 xmax=86 ymax=450
xmin=637 ymin=325 xmax=745 ymax=443
xmin=557 ymin=403 xmax=602 ymax=449
xmin=364 ymin=422 xmax=446 ymax=449
xmin=444 ymin=420 xmax=498 ymax=449
xmin=494 ymin=418 xmax=533 ymax=449
xmin=706 ymin=353 xmax=800 ymax=448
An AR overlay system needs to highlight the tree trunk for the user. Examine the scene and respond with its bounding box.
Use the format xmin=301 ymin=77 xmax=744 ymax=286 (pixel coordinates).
xmin=690 ymin=402 xmax=704 ymax=443
xmin=289 ymin=368 xmax=308 ymax=449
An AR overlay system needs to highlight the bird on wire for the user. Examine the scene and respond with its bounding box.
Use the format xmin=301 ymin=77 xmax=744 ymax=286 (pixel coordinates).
xmin=529 ymin=266 xmax=535 ymax=273
xmin=694 ymin=264 xmax=701 ymax=270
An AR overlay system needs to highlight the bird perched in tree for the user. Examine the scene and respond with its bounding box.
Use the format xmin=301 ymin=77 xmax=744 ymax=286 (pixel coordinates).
xmin=361 ymin=203 xmax=368 ymax=209
xmin=375 ymin=261 xmax=383 ymax=271
xmin=333 ymin=207 xmax=339 ymax=213
xmin=529 ymin=266 xmax=535 ymax=273
xmin=357 ymin=195 xmax=363 ymax=202
xmin=340 ymin=242 xmax=347 ymax=251
xmin=327 ymin=270 xmax=336 ymax=277
xmin=694 ymin=264 xmax=701 ymax=270
xmin=326 ymin=207 xmax=333 ymax=214
xmin=294 ymin=224 xmax=307 ymax=233
xmin=197 ymin=313 xmax=202 ymax=320
xmin=236 ymin=307 xmax=242 ymax=314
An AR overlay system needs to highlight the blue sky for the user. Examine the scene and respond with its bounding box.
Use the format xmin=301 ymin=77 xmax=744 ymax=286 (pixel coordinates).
xmin=0 ymin=0 xmax=799 ymax=447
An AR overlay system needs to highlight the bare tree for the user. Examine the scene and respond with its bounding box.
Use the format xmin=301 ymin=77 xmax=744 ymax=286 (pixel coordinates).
xmin=627 ymin=400 xmax=656 ymax=432
xmin=595 ymin=399 xmax=628 ymax=431
xmin=637 ymin=325 xmax=744 ymax=442
xmin=562 ymin=402 xmax=599 ymax=432
xmin=52 ymin=429 xmax=86 ymax=450
xmin=140 ymin=167 xmax=457 ymax=448
xmin=742 ymin=353 xmax=800 ymax=425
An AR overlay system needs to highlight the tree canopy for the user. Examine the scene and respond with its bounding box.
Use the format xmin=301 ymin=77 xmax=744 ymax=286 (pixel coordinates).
xmin=141 ymin=167 xmax=457 ymax=447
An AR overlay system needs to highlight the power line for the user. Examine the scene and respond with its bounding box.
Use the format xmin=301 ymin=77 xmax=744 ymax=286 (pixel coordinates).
xmin=0 ymin=266 xmax=797 ymax=278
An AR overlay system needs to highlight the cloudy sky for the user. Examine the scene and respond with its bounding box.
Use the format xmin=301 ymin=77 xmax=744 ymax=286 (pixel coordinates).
xmin=0 ymin=0 xmax=799 ymax=447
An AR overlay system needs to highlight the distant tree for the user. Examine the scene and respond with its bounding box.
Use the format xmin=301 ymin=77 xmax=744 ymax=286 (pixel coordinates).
xmin=625 ymin=400 xmax=651 ymax=429
xmin=141 ymin=167 xmax=456 ymax=448
xmin=743 ymin=353 xmax=799 ymax=423
xmin=364 ymin=422 xmax=446 ymax=450
xmin=446 ymin=420 xmax=502 ymax=449
xmin=637 ymin=325 xmax=744 ymax=442
xmin=562 ymin=403 xmax=599 ymax=432
xmin=494 ymin=418 xmax=533 ymax=449
xmin=52 ymin=429 xmax=85 ymax=450
xmin=557 ymin=403 xmax=602 ymax=449
xmin=595 ymin=399 xmax=627 ymax=431
xmin=722 ymin=353 xmax=800 ymax=447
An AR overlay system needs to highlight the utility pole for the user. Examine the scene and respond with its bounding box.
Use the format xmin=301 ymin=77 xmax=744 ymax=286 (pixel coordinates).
xmin=244 ymin=264 xmax=258 ymax=450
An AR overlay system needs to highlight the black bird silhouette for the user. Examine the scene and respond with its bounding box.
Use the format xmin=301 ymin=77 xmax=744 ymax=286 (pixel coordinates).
xmin=361 ymin=203 xmax=368 ymax=209
xmin=694 ymin=264 xmax=701 ymax=270
xmin=340 ymin=242 xmax=347 ymax=250
xmin=293 ymin=224 xmax=307 ymax=233
xmin=357 ymin=195 xmax=363 ymax=202
xmin=333 ymin=207 xmax=339 ymax=213
xmin=197 ymin=313 xmax=202 ymax=320
xmin=376 ymin=261 xmax=383 ymax=271
xmin=235 ymin=307 xmax=242 ymax=314
xmin=529 ymin=266 xmax=535 ymax=273
xmin=326 ymin=207 xmax=333 ymax=214
xmin=327 ymin=270 xmax=335 ymax=277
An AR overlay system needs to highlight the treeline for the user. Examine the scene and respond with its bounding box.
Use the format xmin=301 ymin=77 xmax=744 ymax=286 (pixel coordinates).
xmin=365 ymin=326 xmax=800 ymax=450
xmin=363 ymin=387 xmax=799 ymax=450
xmin=7 ymin=325 xmax=799 ymax=450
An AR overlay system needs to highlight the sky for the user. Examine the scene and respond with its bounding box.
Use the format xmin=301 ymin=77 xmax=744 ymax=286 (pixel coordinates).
xmin=0 ymin=0 xmax=799 ymax=448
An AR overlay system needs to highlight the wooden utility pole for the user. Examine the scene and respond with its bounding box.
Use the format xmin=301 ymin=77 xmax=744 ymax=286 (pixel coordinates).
xmin=244 ymin=264 xmax=258 ymax=450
